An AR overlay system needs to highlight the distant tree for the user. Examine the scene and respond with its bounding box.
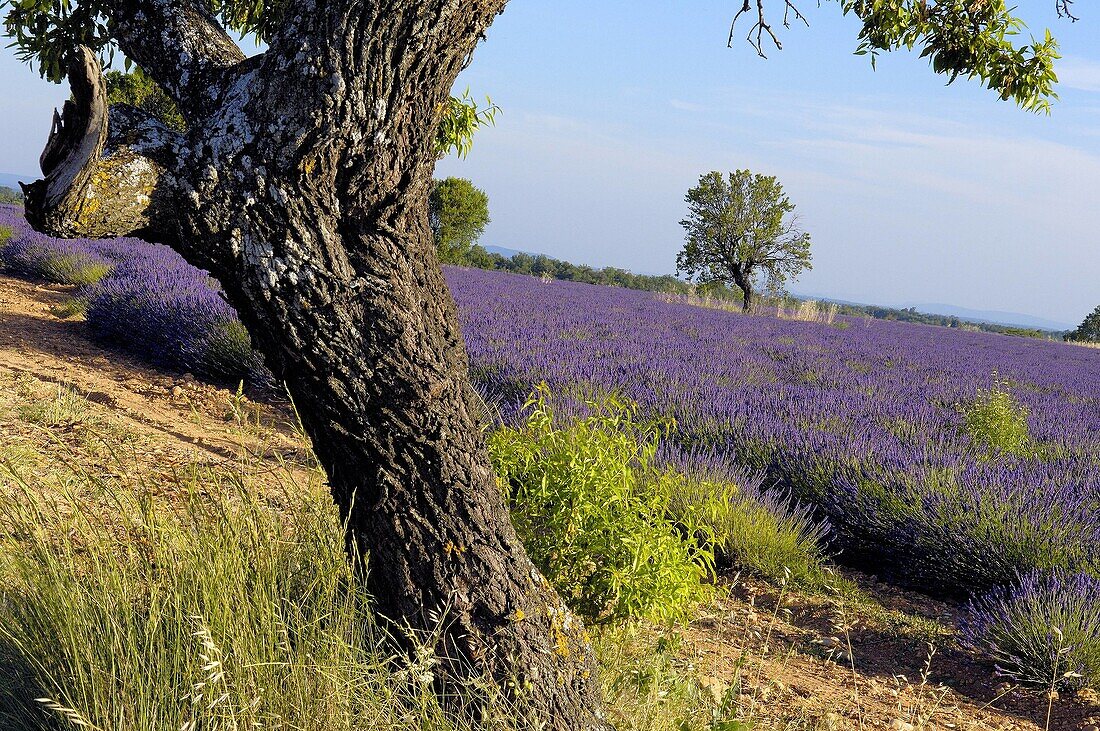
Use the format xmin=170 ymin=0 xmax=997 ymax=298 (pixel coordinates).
xmin=1066 ymin=306 xmax=1100 ymax=343
xmin=429 ymin=177 xmax=490 ymax=264
xmin=677 ymin=170 xmax=812 ymax=312
xmin=104 ymin=69 xmax=187 ymax=130
xmin=0 ymin=185 xmax=23 ymax=205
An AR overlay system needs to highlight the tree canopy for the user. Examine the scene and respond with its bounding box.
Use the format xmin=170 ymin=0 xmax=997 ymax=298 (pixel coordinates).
xmin=677 ymin=170 xmax=812 ymax=311
xmin=429 ymin=178 xmax=491 ymax=264
xmin=1066 ymin=305 xmax=1100 ymax=343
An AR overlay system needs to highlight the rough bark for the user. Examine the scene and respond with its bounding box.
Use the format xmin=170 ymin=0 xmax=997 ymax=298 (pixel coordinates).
xmin=20 ymin=48 xmax=179 ymax=239
xmin=22 ymin=2 xmax=611 ymax=728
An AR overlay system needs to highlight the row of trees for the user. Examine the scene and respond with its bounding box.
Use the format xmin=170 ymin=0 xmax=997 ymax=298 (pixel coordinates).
xmin=430 ymin=171 xmax=811 ymax=309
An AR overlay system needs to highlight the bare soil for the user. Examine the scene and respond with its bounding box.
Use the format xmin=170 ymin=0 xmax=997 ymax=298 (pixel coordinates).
xmin=0 ymin=274 xmax=307 ymax=466
xmin=1 ymin=272 xmax=1097 ymax=731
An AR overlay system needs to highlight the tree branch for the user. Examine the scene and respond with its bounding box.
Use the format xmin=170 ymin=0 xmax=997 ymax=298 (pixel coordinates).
xmin=1056 ymin=0 xmax=1078 ymax=21
xmin=22 ymin=47 xmax=182 ymax=241
xmin=106 ymin=0 xmax=246 ymax=119
xmin=729 ymin=0 xmax=807 ymax=57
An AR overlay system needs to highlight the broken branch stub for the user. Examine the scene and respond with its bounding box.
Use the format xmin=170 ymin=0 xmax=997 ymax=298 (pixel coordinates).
xmin=22 ymin=46 xmax=173 ymax=240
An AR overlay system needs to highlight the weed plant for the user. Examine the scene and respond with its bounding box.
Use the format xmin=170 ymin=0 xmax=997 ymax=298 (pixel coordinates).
xmin=490 ymin=388 xmax=716 ymax=624
xmin=960 ymin=375 xmax=1031 ymax=457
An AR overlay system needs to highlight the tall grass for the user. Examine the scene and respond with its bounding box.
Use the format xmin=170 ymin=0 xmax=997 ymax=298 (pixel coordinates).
xmin=668 ymin=472 xmax=831 ymax=588
xmin=780 ymin=299 xmax=838 ymax=325
xmin=657 ymin=290 xmax=744 ymax=314
xmin=1066 ymin=340 xmax=1100 ymax=350
xmin=0 ymin=405 xmax=736 ymax=730
xmin=0 ymin=461 xmax=452 ymax=731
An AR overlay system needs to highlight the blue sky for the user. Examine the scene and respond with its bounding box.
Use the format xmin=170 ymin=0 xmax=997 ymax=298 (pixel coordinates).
xmin=2 ymin=1 xmax=1098 ymax=326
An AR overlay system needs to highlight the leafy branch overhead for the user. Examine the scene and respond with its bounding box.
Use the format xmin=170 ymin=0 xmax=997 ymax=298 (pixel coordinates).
xmin=5 ymin=0 xmax=496 ymax=158
xmin=7 ymin=0 xmax=1072 ymax=117
xmin=729 ymin=0 xmax=1066 ymax=112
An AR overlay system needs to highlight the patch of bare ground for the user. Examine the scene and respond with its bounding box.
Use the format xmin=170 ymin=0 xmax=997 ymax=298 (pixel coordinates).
xmin=0 ymin=273 xmax=322 ymax=535
xmin=0 ymin=273 xmax=312 ymax=470
xmin=1 ymin=272 xmax=1097 ymax=730
xmin=677 ymin=573 xmax=1100 ymax=730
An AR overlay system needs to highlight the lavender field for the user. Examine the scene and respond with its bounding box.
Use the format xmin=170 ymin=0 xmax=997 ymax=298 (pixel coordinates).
xmin=0 ymin=206 xmax=268 ymax=386
xmin=3 ymin=203 xmax=1100 ymax=633
xmin=451 ymin=267 xmax=1100 ymax=596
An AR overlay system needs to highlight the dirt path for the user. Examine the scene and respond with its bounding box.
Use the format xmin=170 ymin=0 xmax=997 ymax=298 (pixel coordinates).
xmin=0 ymin=274 xmax=304 ymax=465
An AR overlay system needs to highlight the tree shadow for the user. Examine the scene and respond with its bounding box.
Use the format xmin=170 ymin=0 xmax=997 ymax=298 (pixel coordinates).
xmin=0 ymin=638 xmax=64 ymax=731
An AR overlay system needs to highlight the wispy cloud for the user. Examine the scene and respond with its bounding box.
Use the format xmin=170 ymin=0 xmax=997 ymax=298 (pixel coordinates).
xmin=1058 ymin=57 xmax=1100 ymax=93
xmin=669 ymin=99 xmax=707 ymax=113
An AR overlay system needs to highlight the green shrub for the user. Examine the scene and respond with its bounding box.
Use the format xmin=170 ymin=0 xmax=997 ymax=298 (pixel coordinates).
xmin=0 ymin=225 xmax=12 ymax=247
xmin=960 ymin=375 xmax=1030 ymax=456
xmin=669 ymin=474 xmax=831 ymax=588
xmin=49 ymin=295 xmax=89 ymax=319
xmin=490 ymin=388 xmax=715 ymax=624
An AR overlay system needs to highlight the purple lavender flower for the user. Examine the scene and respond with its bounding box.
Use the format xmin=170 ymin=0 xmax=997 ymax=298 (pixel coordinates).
xmin=447 ymin=265 xmax=1100 ymax=596
xmin=961 ymin=570 xmax=1100 ymax=689
xmin=0 ymin=206 xmax=271 ymax=388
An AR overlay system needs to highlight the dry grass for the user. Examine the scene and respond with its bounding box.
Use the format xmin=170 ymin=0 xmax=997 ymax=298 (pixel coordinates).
xmin=657 ymin=291 xmax=844 ymax=328
xmin=778 ymin=299 xmax=839 ymax=326
xmin=658 ymin=290 xmax=746 ymax=314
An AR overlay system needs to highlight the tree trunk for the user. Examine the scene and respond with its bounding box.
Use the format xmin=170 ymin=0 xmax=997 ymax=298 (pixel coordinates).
xmin=224 ymin=178 xmax=608 ymax=729
xmin=732 ymin=270 xmax=754 ymax=312
xmin=21 ymin=2 xmax=611 ymax=728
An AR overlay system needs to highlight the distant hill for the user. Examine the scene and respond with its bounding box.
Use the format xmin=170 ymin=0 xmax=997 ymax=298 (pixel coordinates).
xmin=795 ymin=288 xmax=1070 ymax=333
xmin=906 ymin=303 xmax=1072 ymax=332
xmin=483 ymin=245 xmax=534 ymax=259
xmin=0 ymin=173 xmax=31 ymax=190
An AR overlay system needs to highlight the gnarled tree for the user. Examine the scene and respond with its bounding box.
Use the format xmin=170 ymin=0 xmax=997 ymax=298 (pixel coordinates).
xmin=5 ymin=0 xmax=1070 ymax=726
xmin=678 ymin=170 xmax=812 ymax=312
